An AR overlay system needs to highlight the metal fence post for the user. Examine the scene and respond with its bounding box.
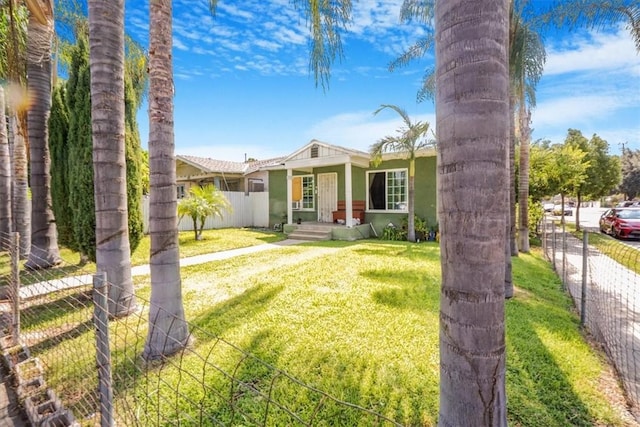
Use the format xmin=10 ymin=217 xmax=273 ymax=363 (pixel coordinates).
xmin=10 ymin=232 xmax=20 ymax=346
xmin=542 ymin=217 xmax=547 ymax=259
xmin=551 ymin=221 xmax=556 ymax=271
xmin=93 ymin=272 xmax=114 ymax=427
xmin=580 ymin=230 xmax=588 ymax=327
xmin=561 ymin=222 xmax=567 ymax=291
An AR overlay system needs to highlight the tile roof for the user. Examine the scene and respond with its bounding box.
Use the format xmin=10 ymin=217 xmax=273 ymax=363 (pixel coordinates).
xmin=177 ymin=155 xmax=285 ymax=175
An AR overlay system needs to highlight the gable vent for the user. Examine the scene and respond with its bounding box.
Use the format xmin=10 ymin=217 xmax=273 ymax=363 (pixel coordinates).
xmin=310 ymin=144 xmax=319 ymax=158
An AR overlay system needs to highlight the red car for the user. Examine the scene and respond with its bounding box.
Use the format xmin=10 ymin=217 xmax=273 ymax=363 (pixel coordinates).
xmin=599 ymin=208 xmax=640 ymax=239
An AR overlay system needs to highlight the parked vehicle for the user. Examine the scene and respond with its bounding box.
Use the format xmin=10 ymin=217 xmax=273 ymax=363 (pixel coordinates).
xmin=599 ymin=208 xmax=640 ymax=239
xmin=543 ymin=202 xmax=555 ymax=212
xmin=552 ymin=204 xmax=572 ymax=216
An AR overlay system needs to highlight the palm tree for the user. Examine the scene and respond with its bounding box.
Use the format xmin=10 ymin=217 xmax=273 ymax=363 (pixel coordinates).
xmin=177 ymin=184 xmax=232 ymax=241
xmin=2 ymin=1 xmax=29 ymax=258
xmin=87 ymin=0 xmax=136 ymax=317
xmin=0 ymin=86 xmax=10 ymax=245
xmin=510 ymin=2 xmax=546 ymax=254
xmin=24 ymin=0 xmax=62 ymax=270
xmin=435 ymin=0 xmax=509 ymax=423
xmin=143 ymin=0 xmax=189 ymax=360
xmin=370 ymin=104 xmax=434 ymax=243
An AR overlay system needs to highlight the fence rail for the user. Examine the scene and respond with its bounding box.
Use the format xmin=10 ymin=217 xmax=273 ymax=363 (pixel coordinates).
xmin=0 ymin=231 xmax=401 ymax=426
xmin=141 ymin=192 xmax=270 ymax=234
xmin=542 ymin=218 xmax=640 ymax=413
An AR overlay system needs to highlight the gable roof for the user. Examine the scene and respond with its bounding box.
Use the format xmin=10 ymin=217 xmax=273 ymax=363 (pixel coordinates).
xmin=283 ymin=139 xmax=370 ymax=162
xmin=177 ymin=155 xmax=285 ymax=176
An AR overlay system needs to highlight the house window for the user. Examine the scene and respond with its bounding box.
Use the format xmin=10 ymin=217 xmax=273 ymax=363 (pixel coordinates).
xmin=292 ymin=175 xmax=315 ymax=210
xmin=367 ymin=169 xmax=407 ymax=211
xmin=177 ymin=184 xmax=186 ymax=199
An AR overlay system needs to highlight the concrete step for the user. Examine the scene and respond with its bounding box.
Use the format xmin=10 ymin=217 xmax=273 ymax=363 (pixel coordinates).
xmin=287 ymin=227 xmax=332 ymax=241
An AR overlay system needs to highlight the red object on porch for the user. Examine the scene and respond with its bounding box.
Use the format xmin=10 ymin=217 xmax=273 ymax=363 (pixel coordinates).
xmin=332 ymin=200 xmax=366 ymax=224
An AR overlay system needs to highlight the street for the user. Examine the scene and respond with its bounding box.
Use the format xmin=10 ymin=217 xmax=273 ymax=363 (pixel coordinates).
xmin=548 ymin=207 xmax=640 ymax=249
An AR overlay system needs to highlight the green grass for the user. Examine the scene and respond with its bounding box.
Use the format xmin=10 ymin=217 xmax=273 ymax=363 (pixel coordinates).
xmin=19 ymin=235 xmax=632 ymax=426
xmin=562 ymin=223 xmax=640 ymax=275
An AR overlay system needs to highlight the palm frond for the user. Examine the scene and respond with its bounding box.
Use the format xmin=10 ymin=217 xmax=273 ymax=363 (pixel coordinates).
xmin=399 ymin=0 xmax=435 ymax=24
xmin=540 ymin=0 xmax=640 ymax=51
xmin=293 ymin=0 xmax=352 ymax=90
xmin=388 ymin=35 xmax=434 ymax=72
xmin=416 ymin=66 xmax=436 ymax=103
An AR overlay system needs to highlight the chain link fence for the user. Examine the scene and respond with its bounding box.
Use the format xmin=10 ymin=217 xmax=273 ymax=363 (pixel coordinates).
xmin=542 ymin=218 xmax=640 ymax=415
xmin=0 ymin=231 xmax=403 ymax=426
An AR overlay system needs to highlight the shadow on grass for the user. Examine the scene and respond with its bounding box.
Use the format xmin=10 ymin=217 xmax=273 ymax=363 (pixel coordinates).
xmin=21 ymin=289 xmax=93 ymax=331
xmin=192 ymin=284 xmax=284 ymax=337
xmin=364 ymin=268 xmax=439 ymax=312
xmin=507 ymin=255 xmax=600 ymax=426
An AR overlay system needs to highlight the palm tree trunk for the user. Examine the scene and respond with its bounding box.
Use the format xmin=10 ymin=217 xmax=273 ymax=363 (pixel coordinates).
xmin=509 ymin=90 xmax=518 ymax=256
xmin=407 ymin=158 xmax=416 ymax=242
xmin=88 ymin=0 xmax=136 ymax=317
xmin=517 ymin=106 xmax=531 ymax=252
xmin=0 ymin=87 xmax=12 ymax=245
xmin=143 ymin=0 xmax=189 ymax=360
xmin=24 ymin=4 xmax=62 ymax=269
xmin=10 ymin=109 xmax=30 ymax=259
xmin=436 ymin=0 xmax=509 ymax=424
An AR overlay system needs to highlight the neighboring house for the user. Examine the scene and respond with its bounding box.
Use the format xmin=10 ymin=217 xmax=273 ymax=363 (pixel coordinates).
xmin=175 ymin=155 xmax=284 ymax=198
xmin=265 ymin=140 xmax=437 ymax=236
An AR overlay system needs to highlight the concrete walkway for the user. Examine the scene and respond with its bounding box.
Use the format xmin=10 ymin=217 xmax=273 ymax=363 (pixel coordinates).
xmin=19 ymin=239 xmax=306 ymax=300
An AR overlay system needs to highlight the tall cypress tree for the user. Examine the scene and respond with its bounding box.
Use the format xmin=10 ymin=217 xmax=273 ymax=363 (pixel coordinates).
xmin=124 ymin=75 xmax=144 ymax=253
xmin=66 ymin=32 xmax=95 ymax=260
xmin=62 ymin=27 xmax=145 ymax=261
xmin=48 ymin=83 xmax=74 ymax=247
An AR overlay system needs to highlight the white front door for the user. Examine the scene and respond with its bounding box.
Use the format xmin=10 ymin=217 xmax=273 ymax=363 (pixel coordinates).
xmin=317 ymin=173 xmax=338 ymax=223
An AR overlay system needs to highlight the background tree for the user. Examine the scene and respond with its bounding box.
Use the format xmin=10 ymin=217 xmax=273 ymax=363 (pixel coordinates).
xmin=24 ymin=0 xmax=62 ymax=269
xmin=370 ymin=104 xmax=434 ymax=243
xmin=177 ymin=184 xmax=232 ymax=241
xmin=619 ymin=148 xmax=640 ymax=200
xmin=566 ymin=130 xmax=621 ymax=230
xmin=546 ymin=141 xmax=589 ymax=224
xmin=88 ymin=0 xmax=137 ymax=317
xmin=528 ymin=140 xmax=554 ymax=201
xmin=436 ymin=0 xmax=509 ymax=423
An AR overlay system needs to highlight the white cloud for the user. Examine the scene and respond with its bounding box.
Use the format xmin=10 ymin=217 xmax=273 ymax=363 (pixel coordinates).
xmin=545 ymin=27 xmax=640 ymax=75
xmin=305 ymin=110 xmax=436 ymax=153
xmin=532 ymin=95 xmax=621 ymax=128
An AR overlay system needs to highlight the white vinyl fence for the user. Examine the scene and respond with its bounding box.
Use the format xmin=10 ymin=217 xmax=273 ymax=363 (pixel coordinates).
xmin=141 ymin=192 xmax=270 ymax=233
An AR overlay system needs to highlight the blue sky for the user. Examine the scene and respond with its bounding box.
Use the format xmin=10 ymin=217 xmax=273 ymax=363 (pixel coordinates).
xmin=124 ymin=0 xmax=640 ymax=162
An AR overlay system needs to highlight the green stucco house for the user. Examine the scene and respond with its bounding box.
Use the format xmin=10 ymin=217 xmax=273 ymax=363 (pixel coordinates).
xmin=265 ymin=140 xmax=437 ymax=239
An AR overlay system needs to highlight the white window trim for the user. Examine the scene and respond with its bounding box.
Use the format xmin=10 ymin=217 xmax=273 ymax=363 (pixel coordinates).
xmin=295 ymin=174 xmax=315 ymax=211
xmin=365 ymin=168 xmax=409 ymax=213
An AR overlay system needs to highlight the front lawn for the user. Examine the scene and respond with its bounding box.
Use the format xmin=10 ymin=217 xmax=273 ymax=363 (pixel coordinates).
xmin=23 ymin=238 xmax=632 ymax=426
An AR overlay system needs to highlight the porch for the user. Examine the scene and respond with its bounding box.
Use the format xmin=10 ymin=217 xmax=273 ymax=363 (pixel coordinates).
xmin=282 ymin=221 xmax=373 ymax=241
